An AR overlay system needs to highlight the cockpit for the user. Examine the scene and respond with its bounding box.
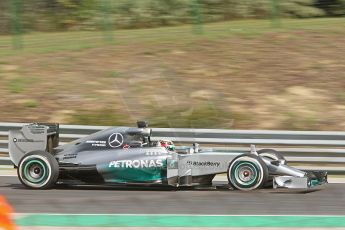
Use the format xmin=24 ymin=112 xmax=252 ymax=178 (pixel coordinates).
xmin=125 ymin=121 xmax=175 ymax=151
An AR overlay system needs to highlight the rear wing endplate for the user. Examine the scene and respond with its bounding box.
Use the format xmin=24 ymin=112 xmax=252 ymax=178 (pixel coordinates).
xmin=8 ymin=123 xmax=59 ymax=166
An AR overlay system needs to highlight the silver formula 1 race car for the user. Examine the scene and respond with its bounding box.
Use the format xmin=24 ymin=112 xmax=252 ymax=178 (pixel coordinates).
xmin=8 ymin=121 xmax=327 ymax=190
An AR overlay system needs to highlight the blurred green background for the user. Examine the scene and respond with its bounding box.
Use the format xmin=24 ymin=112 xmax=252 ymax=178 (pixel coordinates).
xmin=0 ymin=0 xmax=344 ymax=130
xmin=1 ymin=0 xmax=344 ymax=34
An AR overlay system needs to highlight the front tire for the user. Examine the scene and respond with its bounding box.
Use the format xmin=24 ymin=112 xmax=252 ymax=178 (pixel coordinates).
xmin=17 ymin=151 xmax=59 ymax=189
xmin=227 ymin=154 xmax=268 ymax=191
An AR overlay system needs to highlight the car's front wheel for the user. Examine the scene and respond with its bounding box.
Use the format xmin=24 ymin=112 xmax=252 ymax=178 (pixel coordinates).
xmin=17 ymin=151 xmax=59 ymax=189
xmin=227 ymin=154 xmax=268 ymax=191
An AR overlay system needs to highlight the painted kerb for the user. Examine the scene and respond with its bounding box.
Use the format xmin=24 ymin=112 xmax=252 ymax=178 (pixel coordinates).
xmin=14 ymin=214 xmax=345 ymax=227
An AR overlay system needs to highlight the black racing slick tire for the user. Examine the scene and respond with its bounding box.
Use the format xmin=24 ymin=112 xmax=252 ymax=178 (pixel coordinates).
xmin=17 ymin=151 xmax=59 ymax=189
xmin=257 ymin=149 xmax=287 ymax=165
xmin=227 ymin=154 xmax=268 ymax=191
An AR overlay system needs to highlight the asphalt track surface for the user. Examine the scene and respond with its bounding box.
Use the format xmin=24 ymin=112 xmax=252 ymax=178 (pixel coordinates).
xmin=1 ymin=176 xmax=345 ymax=215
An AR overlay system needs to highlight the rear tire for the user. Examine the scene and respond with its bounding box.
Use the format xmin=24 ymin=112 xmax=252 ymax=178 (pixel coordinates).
xmin=227 ymin=154 xmax=268 ymax=191
xmin=17 ymin=151 xmax=59 ymax=189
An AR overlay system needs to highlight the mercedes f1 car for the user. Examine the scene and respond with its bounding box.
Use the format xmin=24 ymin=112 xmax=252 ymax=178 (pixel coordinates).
xmin=8 ymin=121 xmax=327 ymax=190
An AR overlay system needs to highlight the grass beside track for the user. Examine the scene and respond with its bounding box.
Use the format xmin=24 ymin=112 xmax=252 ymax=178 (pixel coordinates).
xmin=0 ymin=18 xmax=344 ymax=57
xmin=0 ymin=17 xmax=344 ymax=130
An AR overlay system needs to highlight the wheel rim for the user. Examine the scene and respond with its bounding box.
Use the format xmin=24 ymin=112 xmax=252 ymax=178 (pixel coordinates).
xmin=19 ymin=155 xmax=52 ymax=188
xmin=23 ymin=159 xmax=48 ymax=184
xmin=234 ymin=162 xmax=258 ymax=186
xmin=229 ymin=157 xmax=264 ymax=190
xmin=233 ymin=162 xmax=258 ymax=186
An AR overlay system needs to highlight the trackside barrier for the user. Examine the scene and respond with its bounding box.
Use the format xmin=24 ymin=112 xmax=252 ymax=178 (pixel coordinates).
xmin=0 ymin=122 xmax=345 ymax=174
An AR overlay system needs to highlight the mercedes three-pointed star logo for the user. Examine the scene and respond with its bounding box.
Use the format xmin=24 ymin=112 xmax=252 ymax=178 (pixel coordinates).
xmin=108 ymin=133 xmax=124 ymax=148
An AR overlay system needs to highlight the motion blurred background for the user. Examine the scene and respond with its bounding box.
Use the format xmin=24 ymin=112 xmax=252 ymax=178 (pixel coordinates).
xmin=0 ymin=0 xmax=344 ymax=130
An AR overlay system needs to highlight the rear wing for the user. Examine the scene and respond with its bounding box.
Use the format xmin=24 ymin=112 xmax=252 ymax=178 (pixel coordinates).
xmin=8 ymin=123 xmax=59 ymax=166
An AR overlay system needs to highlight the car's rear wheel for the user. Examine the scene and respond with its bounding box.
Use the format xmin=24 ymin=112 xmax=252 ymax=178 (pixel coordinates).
xmin=17 ymin=151 xmax=59 ymax=189
xmin=227 ymin=154 xmax=268 ymax=191
xmin=257 ymin=149 xmax=287 ymax=165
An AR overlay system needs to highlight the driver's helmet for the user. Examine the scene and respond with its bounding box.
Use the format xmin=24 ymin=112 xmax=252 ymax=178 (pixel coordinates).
xmin=158 ymin=139 xmax=175 ymax=151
